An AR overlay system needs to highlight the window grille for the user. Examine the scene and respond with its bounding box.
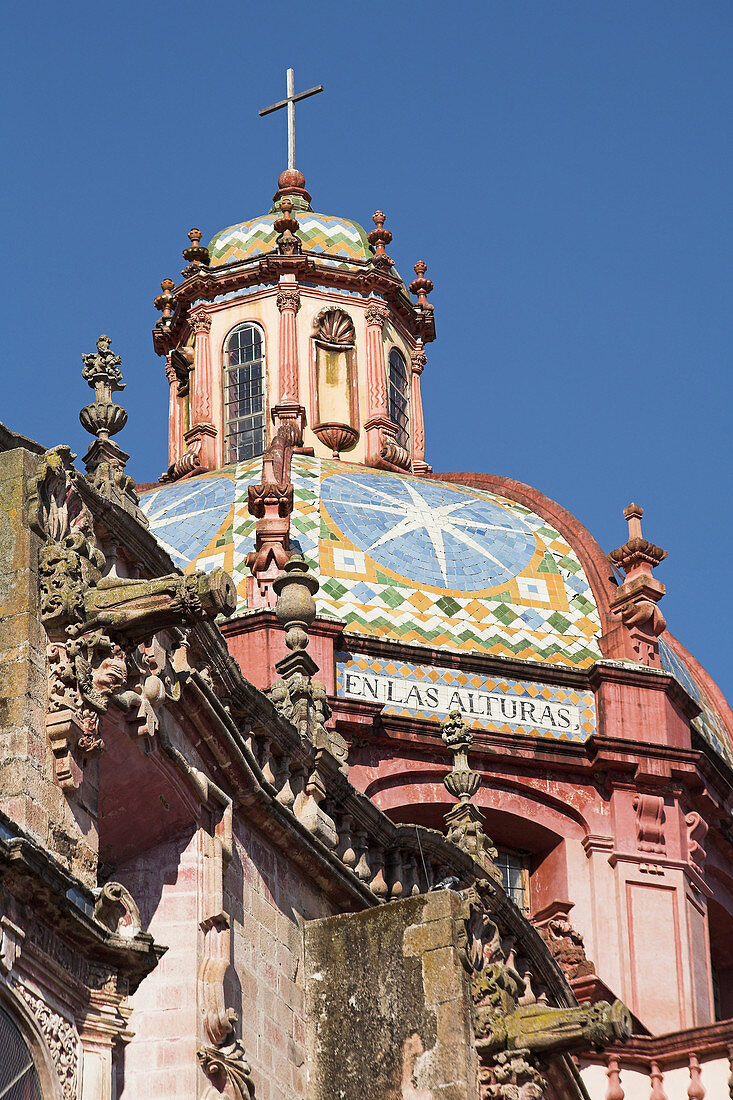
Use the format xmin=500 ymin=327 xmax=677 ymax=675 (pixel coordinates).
xmin=224 ymin=324 xmax=266 ymax=462
xmin=387 ymin=348 xmax=410 ymax=450
xmin=496 ymin=849 xmax=529 ymax=912
xmin=0 ymin=1005 xmax=43 ymax=1100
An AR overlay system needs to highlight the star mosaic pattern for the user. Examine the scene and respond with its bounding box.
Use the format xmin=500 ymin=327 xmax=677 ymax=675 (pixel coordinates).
xmin=139 ymin=456 xmax=604 ymax=668
xmin=320 ymin=471 xmax=537 ymax=591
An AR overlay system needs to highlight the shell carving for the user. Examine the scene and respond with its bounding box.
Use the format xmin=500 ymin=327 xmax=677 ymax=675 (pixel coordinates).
xmin=313 ymin=309 xmax=355 ymax=348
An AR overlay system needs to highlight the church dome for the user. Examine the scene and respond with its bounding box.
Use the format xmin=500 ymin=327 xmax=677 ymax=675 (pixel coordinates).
xmin=140 ymin=456 xmax=603 ymax=669
xmin=140 ymin=456 xmax=733 ymax=764
xmin=207 ymin=193 xmax=372 ymax=269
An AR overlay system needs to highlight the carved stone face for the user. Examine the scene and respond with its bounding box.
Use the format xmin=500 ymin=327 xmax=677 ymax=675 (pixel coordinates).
xmin=94 ymin=648 xmax=127 ymax=694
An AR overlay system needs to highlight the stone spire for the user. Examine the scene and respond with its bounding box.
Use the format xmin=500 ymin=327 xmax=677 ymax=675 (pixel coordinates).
xmin=79 ymin=336 xmax=145 ymax=522
xmin=441 ymin=711 xmax=498 ymax=877
xmin=606 ymin=503 xmax=667 ymax=667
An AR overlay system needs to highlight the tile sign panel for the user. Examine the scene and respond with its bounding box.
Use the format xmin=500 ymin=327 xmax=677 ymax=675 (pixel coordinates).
xmin=336 ymin=652 xmax=596 ymax=742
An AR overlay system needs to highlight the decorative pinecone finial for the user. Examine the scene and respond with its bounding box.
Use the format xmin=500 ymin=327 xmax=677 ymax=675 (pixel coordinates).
xmin=368 ymin=210 xmax=394 ymax=269
xmin=182 ymin=227 xmax=210 ymax=269
xmin=410 ymin=260 xmax=434 ymax=308
xmin=80 ymin=335 xmax=128 ymax=442
xmin=154 ymin=278 xmax=177 ymax=323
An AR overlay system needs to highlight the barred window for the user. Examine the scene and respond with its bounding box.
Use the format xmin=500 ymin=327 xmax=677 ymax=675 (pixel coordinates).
xmin=387 ymin=348 xmax=410 ymax=450
xmin=224 ymin=323 xmax=266 ymax=462
xmin=496 ymin=849 xmax=529 ymax=912
xmin=0 ymin=1004 xmax=43 ymax=1099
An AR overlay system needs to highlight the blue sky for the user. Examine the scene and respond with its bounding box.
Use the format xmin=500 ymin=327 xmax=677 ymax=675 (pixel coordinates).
xmin=2 ymin=2 xmax=731 ymax=698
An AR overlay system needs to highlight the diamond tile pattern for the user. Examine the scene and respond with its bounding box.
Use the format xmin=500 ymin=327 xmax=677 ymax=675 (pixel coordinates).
xmin=140 ymin=456 xmax=604 ymax=668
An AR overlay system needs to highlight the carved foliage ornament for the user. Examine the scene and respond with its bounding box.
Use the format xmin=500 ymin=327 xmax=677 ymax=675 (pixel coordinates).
xmin=276 ymin=289 xmax=301 ymax=313
xmin=13 ymin=982 xmax=79 ymax=1100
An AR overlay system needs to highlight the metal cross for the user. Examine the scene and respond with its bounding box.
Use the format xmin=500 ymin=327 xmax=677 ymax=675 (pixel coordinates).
xmin=259 ymin=68 xmax=323 ymax=171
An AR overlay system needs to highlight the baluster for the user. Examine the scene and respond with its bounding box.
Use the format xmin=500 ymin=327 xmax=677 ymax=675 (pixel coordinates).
xmin=369 ymin=844 xmax=389 ymax=901
xmin=649 ymin=1061 xmax=667 ymax=1100
xmin=290 ymin=760 xmax=307 ymax=814
xmin=403 ymin=852 xmax=420 ymax=896
xmin=337 ymin=812 xmax=357 ymax=870
xmin=274 ymin=754 xmax=295 ymax=809
xmin=387 ymin=848 xmax=404 ymax=901
xmin=259 ymin=735 xmax=277 ymax=786
xmin=606 ymin=1055 xmax=624 ymax=1100
xmin=688 ymin=1054 xmax=705 ymax=1100
xmin=354 ymin=829 xmax=371 ymax=882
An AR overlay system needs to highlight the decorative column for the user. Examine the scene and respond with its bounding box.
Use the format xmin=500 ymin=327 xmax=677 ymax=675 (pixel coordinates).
xmin=410 ymin=341 xmax=431 ymax=474
xmin=185 ymin=309 xmax=217 ymax=471
xmin=363 ymin=300 xmax=395 ymax=466
xmin=164 ymin=353 xmax=185 ymax=468
xmin=272 ymin=276 xmax=305 ymax=438
xmin=603 ymin=503 xmax=667 ymax=667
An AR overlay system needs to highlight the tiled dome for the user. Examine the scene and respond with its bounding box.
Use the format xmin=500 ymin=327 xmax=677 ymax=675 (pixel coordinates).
xmin=139 ymin=456 xmax=603 ymax=668
xmin=207 ymin=195 xmax=372 ymax=270
xmin=139 ymin=457 xmax=733 ymax=763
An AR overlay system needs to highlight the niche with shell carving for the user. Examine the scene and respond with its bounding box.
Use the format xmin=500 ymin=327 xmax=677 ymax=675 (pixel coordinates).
xmin=310 ymin=308 xmax=360 ymax=458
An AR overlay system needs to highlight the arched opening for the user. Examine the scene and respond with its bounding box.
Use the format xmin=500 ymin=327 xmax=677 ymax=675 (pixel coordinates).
xmin=223 ymin=323 xmax=266 ymax=462
xmin=387 ymin=347 xmax=410 ymax=450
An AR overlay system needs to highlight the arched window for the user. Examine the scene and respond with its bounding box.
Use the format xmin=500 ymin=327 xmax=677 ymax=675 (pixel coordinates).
xmin=0 ymin=1004 xmax=44 ymax=1099
xmin=387 ymin=348 xmax=410 ymax=450
xmin=223 ymin=323 xmax=266 ymax=462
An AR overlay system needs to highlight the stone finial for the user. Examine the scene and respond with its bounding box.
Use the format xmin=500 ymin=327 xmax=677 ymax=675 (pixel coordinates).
xmin=606 ymin=502 xmax=667 ymax=666
xmin=80 ymin=335 xmax=127 ymax=442
xmin=441 ymin=711 xmax=497 ymax=873
xmin=79 ymin=337 xmax=145 ymax=521
xmin=367 ymin=210 xmax=394 ymax=269
xmin=273 ymin=198 xmax=302 ymax=256
xmin=154 ymin=278 xmax=177 ymax=323
xmin=273 ymin=554 xmax=318 ymax=655
xmin=409 ymin=260 xmax=434 ymax=308
xmin=182 ymin=227 xmax=210 ymax=269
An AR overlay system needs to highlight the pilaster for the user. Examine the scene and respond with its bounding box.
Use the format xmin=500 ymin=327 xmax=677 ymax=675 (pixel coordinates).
xmin=189 ymin=309 xmax=217 ymax=469
xmin=363 ymin=300 xmax=395 ymax=465
xmin=273 ymin=276 xmax=306 ymax=436
xmin=410 ymin=342 xmax=431 ymax=474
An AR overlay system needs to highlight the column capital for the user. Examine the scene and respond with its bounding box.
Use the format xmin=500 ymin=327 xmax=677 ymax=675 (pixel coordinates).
xmin=411 ymin=348 xmax=428 ymax=373
xmin=365 ymin=302 xmax=390 ymax=328
xmin=276 ymin=288 xmax=301 ymax=313
xmin=189 ymin=309 xmax=212 ymax=334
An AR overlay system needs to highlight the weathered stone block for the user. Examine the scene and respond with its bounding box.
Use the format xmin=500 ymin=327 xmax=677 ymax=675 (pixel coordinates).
xmin=304 ymin=892 xmax=479 ymax=1100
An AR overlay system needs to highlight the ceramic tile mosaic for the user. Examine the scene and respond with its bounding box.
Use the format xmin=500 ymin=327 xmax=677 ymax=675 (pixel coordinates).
xmin=140 ymin=456 xmax=603 ymax=669
xmin=208 ymin=211 xmax=371 ymax=267
xmin=336 ymin=651 xmax=595 ymax=741
xmin=659 ymin=639 xmax=733 ymax=766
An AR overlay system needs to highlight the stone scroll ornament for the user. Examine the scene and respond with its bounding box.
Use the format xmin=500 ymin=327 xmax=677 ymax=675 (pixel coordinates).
xmin=31 ymin=446 xmax=237 ymax=789
xmin=456 ymin=880 xmax=631 ymax=1099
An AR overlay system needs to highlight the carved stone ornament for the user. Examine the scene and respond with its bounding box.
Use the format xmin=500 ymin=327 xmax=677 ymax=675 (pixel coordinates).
xmin=276 ymin=288 xmax=301 ymax=312
xmin=633 ymin=793 xmax=665 ymax=854
xmin=30 ymin=447 xmax=106 ymax=629
xmin=313 ymin=308 xmax=356 ymax=347
xmin=364 ymin=302 xmax=390 ymax=329
xmin=94 ymin=881 xmax=142 ymax=938
xmin=32 ymin=447 xmax=236 ymax=789
xmin=536 ymin=912 xmax=596 ymax=982
xmin=198 ymin=1039 xmax=255 ymax=1099
xmin=457 ymin=881 xmax=631 ymax=1099
xmin=79 ymin=335 xmax=128 ymax=442
xmin=13 ymin=981 xmax=79 ymax=1100
xmin=685 ymin=810 xmax=708 ymax=875
xmin=379 ymin=434 xmax=411 ymax=470
xmin=189 ymin=309 xmax=212 ymax=335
